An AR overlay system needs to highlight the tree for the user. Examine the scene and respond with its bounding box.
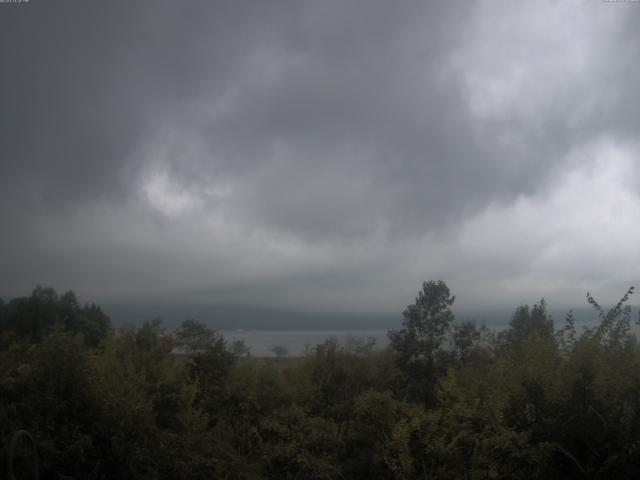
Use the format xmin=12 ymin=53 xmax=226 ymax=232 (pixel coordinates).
xmin=0 ymin=286 xmax=111 ymax=347
xmin=261 ymin=405 xmax=343 ymax=479
xmin=175 ymin=319 xmax=218 ymax=355
xmin=585 ymin=286 xmax=635 ymax=346
xmin=500 ymin=299 xmax=553 ymax=349
xmin=230 ymin=339 xmax=251 ymax=357
xmin=389 ymin=280 xmax=455 ymax=403
xmin=175 ymin=319 xmax=235 ymax=412
xmin=452 ymin=320 xmax=493 ymax=363
xmin=270 ymin=345 xmax=289 ymax=358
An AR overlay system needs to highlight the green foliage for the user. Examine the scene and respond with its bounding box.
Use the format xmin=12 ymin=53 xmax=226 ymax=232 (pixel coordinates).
xmin=3 ymin=283 xmax=640 ymax=479
xmin=175 ymin=319 xmax=236 ymax=411
xmin=500 ymin=299 xmax=554 ymax=350
xmin=0 ymin=286 xmax=111 ymax=347
xmin=175 ymin=318 xmax=217 ymax=355
xmin=453 ymin=320 xmax=494 ymax=363
xmin=390 ymin=280 xmax=456 ymax=358
xmin=585 ymin=286 xmax=635 ymax=347
xmin=270 ymin=345 xmax=289 ymax=358
xmin=389 ymin=280 xmax=456 ymax=404
xmin=262 ymin=405 xmax=342 ymax=479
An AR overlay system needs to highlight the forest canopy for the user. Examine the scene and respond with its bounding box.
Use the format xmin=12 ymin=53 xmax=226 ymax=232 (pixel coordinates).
xmin=2 ymin=282 xmax=640 ymax=479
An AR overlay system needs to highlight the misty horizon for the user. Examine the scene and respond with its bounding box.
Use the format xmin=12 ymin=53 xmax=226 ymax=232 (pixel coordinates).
xmin=2 ymin=1 xmax=640 ymax=315
xmin=4 ymin=3 xmax=640 ymax=478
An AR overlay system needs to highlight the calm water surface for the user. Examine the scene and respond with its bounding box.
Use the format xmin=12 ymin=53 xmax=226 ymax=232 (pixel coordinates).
xmin=221 ymin=330 xmax=389 ymax=357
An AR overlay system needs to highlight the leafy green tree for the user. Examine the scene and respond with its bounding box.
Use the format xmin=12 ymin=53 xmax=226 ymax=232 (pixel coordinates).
xmin=500 ymin=299 xmax=554 ymax=349
xmin=261 ymin=406 xmax=343 ymax=479
xmin=270 ymin=345 xmax=289 ymax=358
xmin=1 ymin=330 xmax=103 ymax=479
xmin=389 ymin=280 xmax=455 ymax=403
xmin=6 ymin=283 xmax=640 ymax=478
xmin=585 ymin=286 xmax=635 ymax=347
xmin=175 ymin=318 xmax=218 ymax=355
xmin=230 ymin=339 xmax=251 ymax=358
xmin=175 ymin=319 xmax=236 ymax=413
xmin=91 ymin=332 xmax=162 ymax=479
xmin=452 ymin=320 xmax=494 ymax=363
xmin=0 ymin=286 xmax=110 ymax=347
xmin=349 ymin=389 xmax=425 ymax=479
xmin=302 ymin=338 xmax=382 ymax=423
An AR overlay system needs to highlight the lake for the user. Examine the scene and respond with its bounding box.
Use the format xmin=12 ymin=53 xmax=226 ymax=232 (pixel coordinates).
xmin=218 ymin=307 xmax=614 ymax=357
xmin=220 ymin=329 xmax=390 ymax=357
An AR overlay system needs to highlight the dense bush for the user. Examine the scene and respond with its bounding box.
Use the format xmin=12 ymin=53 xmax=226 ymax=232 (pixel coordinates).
xmin=2 ymin=283 xmax=640 ymax=478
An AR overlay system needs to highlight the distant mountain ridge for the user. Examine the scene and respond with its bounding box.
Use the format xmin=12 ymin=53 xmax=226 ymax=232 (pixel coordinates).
xmin=101 ymin=302 xmax=617 ymax=332
xmin=103 ymin=302 xmax=397 ymax=330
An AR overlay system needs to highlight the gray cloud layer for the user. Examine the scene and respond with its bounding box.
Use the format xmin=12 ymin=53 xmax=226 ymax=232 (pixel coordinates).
xmin=2 ymin=1 xmax=640 ymax=312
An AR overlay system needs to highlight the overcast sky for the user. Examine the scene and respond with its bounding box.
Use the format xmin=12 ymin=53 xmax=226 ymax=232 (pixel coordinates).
xmin=1 ymin=0 xmax=640 ymax=313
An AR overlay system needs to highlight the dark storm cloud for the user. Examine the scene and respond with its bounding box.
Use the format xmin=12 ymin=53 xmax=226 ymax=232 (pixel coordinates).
xmin=2 ymin=1 xmax=640 ymax=309
xmin=0 ymin=0 xmax=278 ymax=204
xmin=138 ymin=1 xmax=525 ymax=240
xmin=3 ymin=0 xmax=491 ymax=237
